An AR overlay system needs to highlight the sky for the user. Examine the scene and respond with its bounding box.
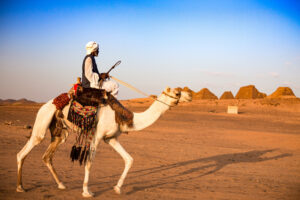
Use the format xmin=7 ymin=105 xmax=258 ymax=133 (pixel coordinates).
xmin=0 ymin=0 xmax=299 ymax=102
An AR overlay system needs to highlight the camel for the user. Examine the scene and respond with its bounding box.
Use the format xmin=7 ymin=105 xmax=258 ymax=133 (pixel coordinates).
xmin=16 ymin=86 xmax=192 ymax=197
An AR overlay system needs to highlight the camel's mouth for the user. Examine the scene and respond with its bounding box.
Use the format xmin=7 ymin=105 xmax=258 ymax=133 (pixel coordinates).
xmin=180 ymin=91 xmax=193 ymax=102
xmin=186 ymin=92 xmax=193 ymax=102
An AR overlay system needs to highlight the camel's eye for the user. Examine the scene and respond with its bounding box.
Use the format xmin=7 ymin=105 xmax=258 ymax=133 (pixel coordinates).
xmin=176 ymin=93 xmax=180 ymax=96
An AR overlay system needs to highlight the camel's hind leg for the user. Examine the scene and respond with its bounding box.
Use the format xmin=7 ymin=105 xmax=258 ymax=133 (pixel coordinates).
xmin=42 ymin=134 xmax=66 ymax=190
xmin=16 ymin=100 xmax=56 ymax=192
xmin=42 ymin=108 xmax=70 ymax=190
xmin=16 ymin=136 xmax=45 ymax=192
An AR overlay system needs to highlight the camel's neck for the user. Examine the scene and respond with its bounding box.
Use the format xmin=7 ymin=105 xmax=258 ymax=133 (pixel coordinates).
xmin=124 ymin=96 xmax=170 ymax=132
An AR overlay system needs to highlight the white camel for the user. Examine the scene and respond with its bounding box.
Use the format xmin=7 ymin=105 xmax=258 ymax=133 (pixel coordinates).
xmin=16 ymin=87 xmax=192 ymax=197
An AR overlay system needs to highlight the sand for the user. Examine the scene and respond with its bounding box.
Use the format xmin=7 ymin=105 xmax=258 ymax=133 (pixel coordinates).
xmin=0 ymin=99 xmax=300 ymax=200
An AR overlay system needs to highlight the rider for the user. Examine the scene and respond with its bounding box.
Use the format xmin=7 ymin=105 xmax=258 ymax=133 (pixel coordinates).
xmin=82 ymin=41 xmax=119 ymax=97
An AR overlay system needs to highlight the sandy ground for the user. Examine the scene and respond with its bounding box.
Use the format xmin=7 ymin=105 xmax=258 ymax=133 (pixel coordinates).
xmin=0 ymin=99 xmax=300 ymax=200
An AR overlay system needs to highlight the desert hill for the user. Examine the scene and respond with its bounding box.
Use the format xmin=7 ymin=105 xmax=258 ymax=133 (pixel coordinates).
xmin=0 ymin=98 xmax=36 ymax=105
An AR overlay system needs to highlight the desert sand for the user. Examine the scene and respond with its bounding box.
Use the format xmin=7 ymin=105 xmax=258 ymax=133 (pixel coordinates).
xmin=0 ymin=98 xmax=300 ymax=200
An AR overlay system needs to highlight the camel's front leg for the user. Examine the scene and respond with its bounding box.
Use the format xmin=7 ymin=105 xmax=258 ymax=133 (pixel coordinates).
xmin=82 ymin=136 xmax=101 ymax=198
xmin=82 ymin=159 xmax=94 ymax=197
xmin=108 ymin=138 xmax=133 ymax=194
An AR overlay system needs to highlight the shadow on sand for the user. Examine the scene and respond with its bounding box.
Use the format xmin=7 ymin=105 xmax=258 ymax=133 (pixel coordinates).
xmin=92 ymin=149 xmax=291 ymax=196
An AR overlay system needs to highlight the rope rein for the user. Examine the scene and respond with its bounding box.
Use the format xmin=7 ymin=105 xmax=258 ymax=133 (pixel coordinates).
xmin=110 ymin=76 xmax=179 ymax=107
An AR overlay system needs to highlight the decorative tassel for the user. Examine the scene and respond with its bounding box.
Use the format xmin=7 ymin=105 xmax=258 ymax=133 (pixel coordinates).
xmin=70 ymin=145 xmax=77 ymax=162
xmin=79 ymin=146 xmax=86 ymax=165
xmin=84 ymin=149 xmax=90 ymax=164
xmin=74 ymin=146 xmax=82 ymax=160
xmin=67 ymin=100 xmax=98 ymax=165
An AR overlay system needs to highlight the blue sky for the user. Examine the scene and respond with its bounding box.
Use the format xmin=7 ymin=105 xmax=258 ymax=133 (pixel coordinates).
xmin=0 ymin=0 xmax=299 ymax=102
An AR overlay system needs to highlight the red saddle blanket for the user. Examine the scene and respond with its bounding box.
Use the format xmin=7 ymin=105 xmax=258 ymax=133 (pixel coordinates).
xmin=52 ymin=93 xmax=70 ymax=110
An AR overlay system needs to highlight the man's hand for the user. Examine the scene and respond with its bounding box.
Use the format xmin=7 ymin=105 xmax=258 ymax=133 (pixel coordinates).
xmin=100 ymin=73 xmax=109 ymax=80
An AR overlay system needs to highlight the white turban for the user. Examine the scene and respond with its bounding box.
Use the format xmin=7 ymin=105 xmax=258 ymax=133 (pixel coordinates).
xmin=85 ymin=41 xmax=99 ymax=55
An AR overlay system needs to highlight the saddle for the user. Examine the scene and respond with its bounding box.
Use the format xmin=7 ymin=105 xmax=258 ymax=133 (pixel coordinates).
xmin=51 ymin=79 xmax=133 ymax=165
xmin=71 ymin=86 xmax=133 ymax=129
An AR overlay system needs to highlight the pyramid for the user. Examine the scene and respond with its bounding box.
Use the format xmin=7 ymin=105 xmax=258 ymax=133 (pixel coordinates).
xmin=257 ymin=92 xmax=267 ymax=98
xmin=235 ymin=85 xmax=265 ymax=99
xmin=193 ymin=88 xmax=218 ymax=100
xmin=181 ymin=87 xmax=197 ymax=98
xmin=268 ymin=87 xmax=296 ymax=98
xmin=182 ymin=86 xmax=193 ymax=93
xmin=220 ymin=91 xmax=234 ymax=99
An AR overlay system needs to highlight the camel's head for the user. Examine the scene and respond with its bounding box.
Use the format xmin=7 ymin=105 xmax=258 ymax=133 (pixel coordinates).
xmin=161 ymin=87 xmax=182 ymax=107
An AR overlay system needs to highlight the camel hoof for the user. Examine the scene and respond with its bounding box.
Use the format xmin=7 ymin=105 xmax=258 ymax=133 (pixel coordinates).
xmin=82 ymin=191 xmax=94 ymax=198
xmin=16 ymin=185 xmax=25 ymax=192
xmin=114 ymin=185 xmax=121 ymax=195
xmin=58 ymin=183 xmax=66 ymax=190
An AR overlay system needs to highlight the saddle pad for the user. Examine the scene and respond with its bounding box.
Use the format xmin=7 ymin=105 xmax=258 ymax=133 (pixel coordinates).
xmin=52 ymin=93 xmax=70 ymax=110
xmin=71 ymin=101 xmax=97 ymax=117
xmin=67 ymin=100 xmax=98 ymax=131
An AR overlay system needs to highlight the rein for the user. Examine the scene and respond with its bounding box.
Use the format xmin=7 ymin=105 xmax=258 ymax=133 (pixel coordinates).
xmin=110 ymin=76 xmax=179 ymax=107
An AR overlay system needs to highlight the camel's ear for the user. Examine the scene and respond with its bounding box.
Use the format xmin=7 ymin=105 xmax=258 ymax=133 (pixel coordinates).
xmin=164 ymin=86 xmax=171 ymax=93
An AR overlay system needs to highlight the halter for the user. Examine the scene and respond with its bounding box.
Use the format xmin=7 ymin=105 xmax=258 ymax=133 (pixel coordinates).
xmin=159 ymin=91 xmax=180 ymax=107
xmin=162 ymin=91 xmax=180 ymax=100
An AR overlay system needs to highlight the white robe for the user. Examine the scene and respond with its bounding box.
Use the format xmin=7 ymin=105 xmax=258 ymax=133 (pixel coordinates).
xmin=84 ymin=56 xmax=119 ymax=97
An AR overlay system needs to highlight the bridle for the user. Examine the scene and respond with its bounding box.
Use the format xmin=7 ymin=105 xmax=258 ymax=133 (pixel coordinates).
xmin=162 ymin=91 xmax=180 ymax=100
xmin=160 ymin=91 xmax=181 ymax=107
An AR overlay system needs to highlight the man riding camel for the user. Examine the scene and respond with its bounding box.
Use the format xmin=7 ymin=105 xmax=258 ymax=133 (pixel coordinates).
xmin=82 ymin=41 xmax=119 ymax=97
